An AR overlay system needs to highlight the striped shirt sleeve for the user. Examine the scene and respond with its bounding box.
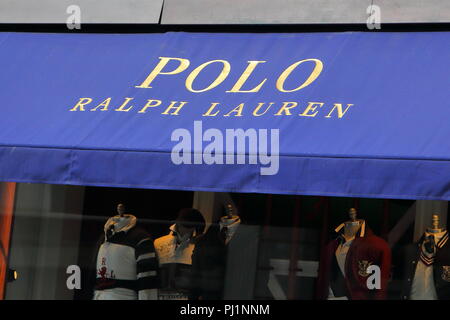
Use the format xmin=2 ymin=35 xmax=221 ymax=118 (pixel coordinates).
xmin=135 ymin=237 xmax=160 ymax=299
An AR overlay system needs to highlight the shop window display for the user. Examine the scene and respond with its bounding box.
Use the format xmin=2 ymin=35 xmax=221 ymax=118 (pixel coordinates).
xmin=1 ymin=183 xmax=449 ymax=300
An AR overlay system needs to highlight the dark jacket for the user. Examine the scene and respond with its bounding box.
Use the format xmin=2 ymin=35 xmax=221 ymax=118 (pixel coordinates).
xmin=189 ymin=224 xmax=228 ymax=300
xmin=317 ymin=222 xmax=392 ymax=300
xmin=401 ymin=231 xmax=450 ymax=300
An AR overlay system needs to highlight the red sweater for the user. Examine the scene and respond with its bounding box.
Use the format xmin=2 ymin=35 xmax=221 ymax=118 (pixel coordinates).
xmin=317 ymin=224 xmax=391 ymax=300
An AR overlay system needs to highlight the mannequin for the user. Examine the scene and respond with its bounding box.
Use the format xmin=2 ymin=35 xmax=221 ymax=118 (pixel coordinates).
xmin=190 ymin=203 xmax=241 ymax=300
xmin=93 ymin=203 xmax=159 ymax=300
xmin=318 ymin=207 xmax=391 ymax=300
xmin=219 ymin=204 xmax=241 ymax=245
xmin=154 ymin=208 xmax=206 ymax=300
xmin=342 ymin=208 xmax=365 ymax=242
xmin=328 ymin=208 xmax=363 ymax=300
xmin=406 ymin=214 xmax=449 ymax=300
xmin=428 ymin=215 xmax=444 ymax=233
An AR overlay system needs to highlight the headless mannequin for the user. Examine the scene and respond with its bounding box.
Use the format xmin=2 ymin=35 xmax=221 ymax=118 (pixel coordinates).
xmin=328 ymin=208 xmax=365 ymax=300
xmin=410 ymin=214 xmax=447 ymax=300
xmin=94 ymin=202 xmax=159 ymax=300
xmin=343 ymin=208 xmax=364 ymax=242
xmin=219 ymin=204 xmax=240 ymax=244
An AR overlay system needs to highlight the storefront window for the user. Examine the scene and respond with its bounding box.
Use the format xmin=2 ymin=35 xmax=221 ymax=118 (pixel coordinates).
xmin=1 ymin=182 xmax=448 ymax=300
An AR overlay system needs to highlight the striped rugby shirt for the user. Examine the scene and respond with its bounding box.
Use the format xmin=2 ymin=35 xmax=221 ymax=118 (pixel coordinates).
xmin=94 ymin=215 xmax=159 ymax=300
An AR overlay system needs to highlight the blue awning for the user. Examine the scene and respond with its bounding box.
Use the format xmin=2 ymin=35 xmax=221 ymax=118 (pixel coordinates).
xmin=0 ymin=32 xmax=449 ymax=200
